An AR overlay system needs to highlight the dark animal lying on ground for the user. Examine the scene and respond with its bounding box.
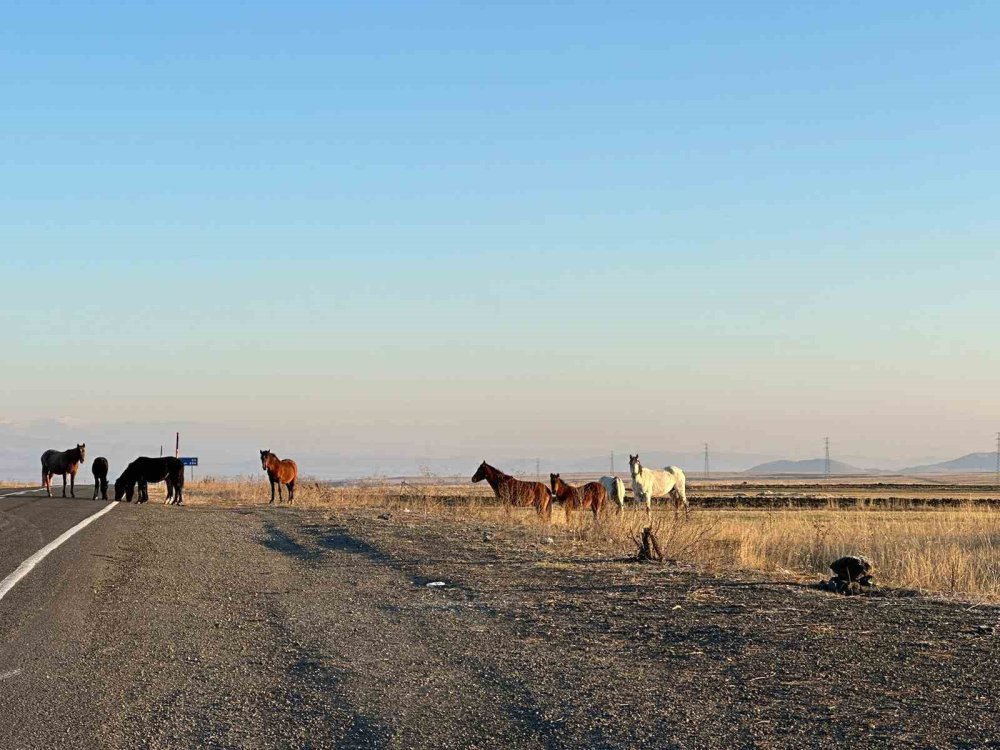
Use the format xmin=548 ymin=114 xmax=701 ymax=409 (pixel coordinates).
xmin=114 ymin=457 xmax=184 ymax=505
xmin=40 ymin=443 xmax=86 ymax=498
xmin=831 ymin=555 xmax=873 ymax=582
xmin=823 ymin=555 xmax=876 ymax=595
xmin=92 ymin=457 xmax=109 ymax=500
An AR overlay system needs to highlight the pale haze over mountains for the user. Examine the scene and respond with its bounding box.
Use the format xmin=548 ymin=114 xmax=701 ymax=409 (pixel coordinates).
xmin=1 ymin=418 xmax=993 ymax=482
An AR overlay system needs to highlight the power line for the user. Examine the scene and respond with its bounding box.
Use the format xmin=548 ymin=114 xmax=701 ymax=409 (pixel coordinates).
xmin=824 ymin=437 xmax=831 ymax=479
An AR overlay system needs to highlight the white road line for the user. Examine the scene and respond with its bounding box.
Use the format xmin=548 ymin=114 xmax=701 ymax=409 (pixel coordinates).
xmin=0 ymin=501 xmax=118 ymax=604
xmin=0 ymin=488 xmax=43 ymax=499
xmin=0 ymin=668 xmax=22 ymax=681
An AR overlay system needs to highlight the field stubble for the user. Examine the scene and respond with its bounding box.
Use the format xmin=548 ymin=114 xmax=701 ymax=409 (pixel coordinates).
xmin=186 ymin=475 xmax=1000 ymax=601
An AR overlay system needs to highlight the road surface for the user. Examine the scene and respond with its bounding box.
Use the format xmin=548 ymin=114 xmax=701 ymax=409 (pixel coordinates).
xmin=2 ymin=487 xmax=999 ymax=749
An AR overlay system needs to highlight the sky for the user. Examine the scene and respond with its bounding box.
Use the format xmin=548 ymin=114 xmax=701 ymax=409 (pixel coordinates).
xmin=2 ymin=2 xmax=999 ymax=477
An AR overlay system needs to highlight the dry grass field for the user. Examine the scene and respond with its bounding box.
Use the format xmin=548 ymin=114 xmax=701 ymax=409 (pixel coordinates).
xmin=183 ymin=473 xmax=1000 ymax=601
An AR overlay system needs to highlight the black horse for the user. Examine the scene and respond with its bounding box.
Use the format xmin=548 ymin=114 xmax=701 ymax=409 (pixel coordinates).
xmin=114 ymin=457 xmax=184 ymax=505
xmin=92 ymin=457 xmax=109 ymax=500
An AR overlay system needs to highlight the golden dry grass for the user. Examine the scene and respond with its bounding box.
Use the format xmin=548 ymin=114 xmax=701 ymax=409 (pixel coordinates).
xmin=185 ymin=477 xmax=1000 ymax=600
xmin=713 ymin=506 xmax=1000 ymax=598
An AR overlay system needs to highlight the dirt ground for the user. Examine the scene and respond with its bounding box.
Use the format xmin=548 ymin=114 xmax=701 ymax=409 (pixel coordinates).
xmin=9 ymin=488 xmax=999 ymax=748
xmin=310 ymin=505 xmax=1000 ymax=748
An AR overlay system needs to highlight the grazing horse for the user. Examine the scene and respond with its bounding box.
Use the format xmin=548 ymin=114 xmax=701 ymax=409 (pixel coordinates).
xmin=471 ymin=461 xmax=552 ymax=519
xmin=92 ymin=457 xmax=109 ymax=500
xmin=549 ymin=473 xmax=607 ymax=521
xmin=629 ymin=454 xmax=687 ymax=512
xmin=41 ymin=443 xmax=86 ymax=498
xmin=114 ymin=457 xmax=185 ymax=505
xmin=599 ymin=475 xmax=626 ymax=510
xmin=260 ymin=450 xmax=298 ymax=504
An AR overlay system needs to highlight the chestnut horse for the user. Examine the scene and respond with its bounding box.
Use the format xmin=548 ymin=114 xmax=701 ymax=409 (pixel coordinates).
xmin=260 ymin=450 xmax=298 ymax=504
xmin=549 ymin=473 xmax=607 ymax=521
xmin=92 ymin=457 xmax=109 ymax=500
xmin=471 ymin=461 xmax=551 ymax=519
xmin=41 ymin=443 xmax=86 ymax=498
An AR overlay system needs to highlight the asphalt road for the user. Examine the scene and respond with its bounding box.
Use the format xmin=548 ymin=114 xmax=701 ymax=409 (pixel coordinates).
xmin=2 ymin=489 xmax=999 ymax=749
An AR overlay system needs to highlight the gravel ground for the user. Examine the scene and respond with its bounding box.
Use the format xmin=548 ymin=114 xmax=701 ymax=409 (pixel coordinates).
xmin=5 ymin=502 xmax=999 ymax=748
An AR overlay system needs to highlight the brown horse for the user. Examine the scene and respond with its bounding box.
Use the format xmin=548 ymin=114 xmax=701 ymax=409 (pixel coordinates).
xmin=40 ymin=443 xmax=86 ymax=498
xmin=260 ymin=450 xmax=298 ymax=504
xmin=550 ymin=473 xmax=607 ymax=521
xmin=471 ymin=461 xmax=552 ymax=519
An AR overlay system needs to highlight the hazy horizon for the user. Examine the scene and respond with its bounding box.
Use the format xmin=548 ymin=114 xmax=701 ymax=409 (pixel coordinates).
xmin=3 ymin=3 xmax=998 ymax=477
xmin=0 ymin=416 xmax=994 ymax=483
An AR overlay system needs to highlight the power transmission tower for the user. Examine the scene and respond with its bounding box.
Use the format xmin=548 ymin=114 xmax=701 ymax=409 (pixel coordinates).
xmin=704 ymin=443 xmax=710 ymax=480
xmin=995 ymin=432 xmax=999 ymax=488
xmin=536 ymin=457 xmax=540 ymax=481
xmin=610 ymin=451 xmax=615 ymax=476
xmin=824 ymin=437 xmax=831 ymax=479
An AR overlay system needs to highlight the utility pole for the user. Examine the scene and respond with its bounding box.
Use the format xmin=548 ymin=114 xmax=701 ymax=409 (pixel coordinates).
xmin=610 ymin=451 xmax=615 ymax=476
xmin=536 ymin=457 xmax=540 ymax=481
xmin=824 ymin=437 xmax=831 ymax=479
xmin=704 ymin=443 xmax=710 ymax=480
xmin=995 ymin=432 xmax=999 ymax=488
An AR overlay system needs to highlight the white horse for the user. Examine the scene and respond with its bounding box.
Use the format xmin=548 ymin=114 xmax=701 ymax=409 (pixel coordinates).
xmin=599 ymin=475 xmax=626 ymax=510
xmin=629 ymin=454 xmax=687 ymax=511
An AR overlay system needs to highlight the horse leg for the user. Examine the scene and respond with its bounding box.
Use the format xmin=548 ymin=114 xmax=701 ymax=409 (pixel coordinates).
xmin=277 ymin=482 xmax=283 ymax=504
xmin=70 ymin=471 xmax=76 ymax=499
xmin=269 ymin=478 xmax=275 ymax=505
xmin=287 ymin=480 xmax=295 ymax=503
xmin=43 ymin=470 xmax=50 ymax=497
xmin=92 ymin=479 xmax=98 ymax=500
xmin=102 ymin=479 xmax=109 ymax=500
xmin=61 ymin=473 xmax=67 ymax=498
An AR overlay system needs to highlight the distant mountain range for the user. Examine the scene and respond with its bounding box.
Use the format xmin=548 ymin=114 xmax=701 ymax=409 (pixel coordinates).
xmin=745 ymin=458 xmax=868 ymax=475
xmin=1 ymin=418 xmax=995 ymax=481
xmin=900 ymin=452 xmax=999 ymax=474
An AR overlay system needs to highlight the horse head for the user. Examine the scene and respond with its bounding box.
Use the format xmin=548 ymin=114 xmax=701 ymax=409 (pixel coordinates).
xmin=549 ymin=473 xmax=562 ymax=494
xmin=629 ymin=454 xmax=641 ymax=476
xmin=113 ymin=476 xmax=133 ymax=502
xmin=471 ymin=460 xmax=489 ymax=483
xmin=77 ymin=443 xmax=86 ymax=462
xmin=260 ymin=450 xmax=271 ymax=471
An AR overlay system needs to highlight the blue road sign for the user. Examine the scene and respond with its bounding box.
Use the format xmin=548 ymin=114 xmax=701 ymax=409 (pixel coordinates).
xmin=180 ymin=457 xmax=198 ymax=466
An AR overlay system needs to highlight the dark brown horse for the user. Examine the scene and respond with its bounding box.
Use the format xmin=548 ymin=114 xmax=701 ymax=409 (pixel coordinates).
xmin=260 ymin=450 xmax=298 ymax=504
xmin=92 ymin=457 xmax=109 ymax=500
xmin=550 ymin=473 xmax=607 ymax=521
xmin=114 ymin=457 xmax=185 ymax=505
xmin=471 ymin=461 xmax=552 ymax=519
xmin=40 ymin=443 xmax=86 ymax=498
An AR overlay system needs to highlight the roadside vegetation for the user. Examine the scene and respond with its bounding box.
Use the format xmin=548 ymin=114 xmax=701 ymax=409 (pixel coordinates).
xmin=185 ymin=476 xmax=1000 ymax=601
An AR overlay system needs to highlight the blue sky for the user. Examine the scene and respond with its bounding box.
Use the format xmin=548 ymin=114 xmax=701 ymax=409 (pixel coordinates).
xmin=2 ymin=2 xmax=998 ymax=471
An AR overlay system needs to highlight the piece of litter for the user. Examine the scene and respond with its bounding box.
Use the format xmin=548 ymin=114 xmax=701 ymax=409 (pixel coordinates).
xmin=426 ymin=581 xmax=446 ymax=587
xmin=672 ymin=605 xmax=682 ymax=610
